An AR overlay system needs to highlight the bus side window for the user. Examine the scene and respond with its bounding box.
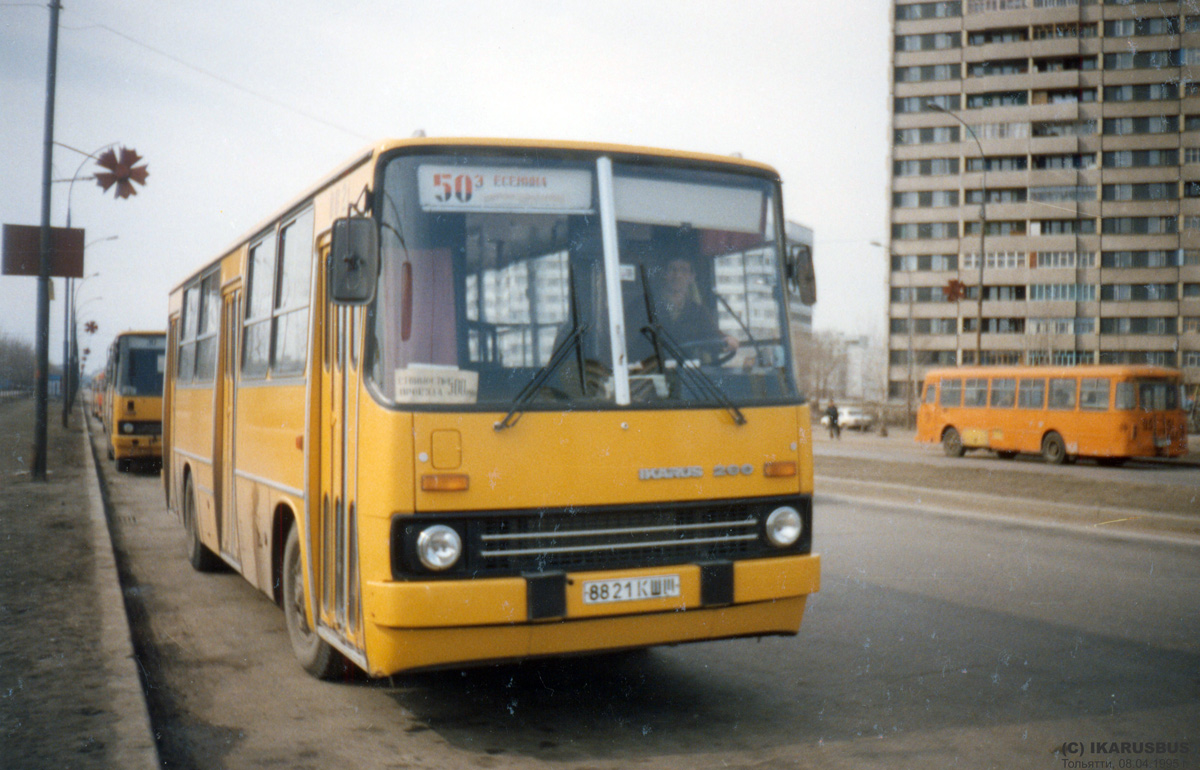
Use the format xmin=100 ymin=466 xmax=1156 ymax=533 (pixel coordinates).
xmin=964 ymin=378 xmax=987 ymax=407
xmin=1048 ymin=378 xmax=1077 ymax=410
xmin=1115 ymin=381 xmax=1135 ymax=410
xmin=939 ymin=378 xmax=962 ymax=407
xmin=990 ymin=377 xmax=1016 ymax=408
xmin=1018 ymin=378 xmax=1045 ymax=409
xmin=1080 ymin=378 xmax=1110 ymax=410
xmin=924 ymin=382 xmax=936 ymax=404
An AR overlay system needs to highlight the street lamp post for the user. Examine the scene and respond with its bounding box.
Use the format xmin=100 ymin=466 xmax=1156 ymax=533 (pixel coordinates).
xmin=928 ymin=102 xmax=987 ymax=365
xmin=61 ymin=234 xmax=116 ymax=426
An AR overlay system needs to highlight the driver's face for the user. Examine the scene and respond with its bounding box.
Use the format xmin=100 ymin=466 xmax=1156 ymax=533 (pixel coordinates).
xmin=665 ymin=259 xmax=694 ymax=294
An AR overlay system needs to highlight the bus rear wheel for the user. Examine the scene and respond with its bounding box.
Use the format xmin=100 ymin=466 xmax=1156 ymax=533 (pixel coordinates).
xmin=942 ymin=427 xmax=965 ymax=457
xmin=1041 ymin=432 xmax=1067 ymax=465
xmin=282 ymin=526 xmax=347 ymax=680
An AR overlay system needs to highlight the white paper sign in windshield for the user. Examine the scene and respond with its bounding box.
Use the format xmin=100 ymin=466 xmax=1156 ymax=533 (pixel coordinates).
xmin=418 ymin=166 xmax=593 ymax=214
xmin=614 ymin=177 xmax=765 ymax=234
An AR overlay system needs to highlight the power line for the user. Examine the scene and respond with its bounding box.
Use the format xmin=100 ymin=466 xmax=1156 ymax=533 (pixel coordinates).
xmin=63 ymin=10 xmax=371 ymax=142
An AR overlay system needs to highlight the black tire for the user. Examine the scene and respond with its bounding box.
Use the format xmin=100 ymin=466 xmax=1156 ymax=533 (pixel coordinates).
xmin=942 ymin=427 xmax=965 ymax=457
xmin=1041 ymin=432 xmax=1067 ymax=465
xmin=282 ymin=527 xmax=347 ymax=680
xmin=183 ymin=474 xmax=222 ymax=572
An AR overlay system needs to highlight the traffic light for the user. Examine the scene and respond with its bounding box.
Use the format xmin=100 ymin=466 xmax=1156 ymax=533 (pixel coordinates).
xmin=943 ymin=279 xmax=967 ymax=302
xmin=95 ymin=147 xmax=149 ymax=199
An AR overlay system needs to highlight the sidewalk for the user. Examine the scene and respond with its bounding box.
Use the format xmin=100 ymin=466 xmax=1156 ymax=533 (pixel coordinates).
xmin=0 ymin=394 xmax=158 ymax=770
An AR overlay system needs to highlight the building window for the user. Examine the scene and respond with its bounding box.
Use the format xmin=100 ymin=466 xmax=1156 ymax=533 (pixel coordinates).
xmin=896 ymin=95 xmax=962 ymax=114
xmin=895 ymin=64 xmax=961 ymax=83
xmin=893 ymin=158 xmax=960 ymax=176
xmin=1101 ymin=217 xmax=1178 ymax=235
xmin=1101 ymin=251 xmax=1181 ymax=268
xmin=967 ymin=91 xmax=1029 ymax=109
xmin=893 ymin=222 xmax=959 ymax=239
xmin=1031 ymin=251 xmax=1095 ymax=268
xmin=1029 ymin=283 xmax=1097 ymax=301
xmin=896 ymin=32 xmax=961 ymax=51
xmin=1032 ymin=21 xmax=1097 ymax=38
xmin=965 ymin=220 xmax=1027 ymax=236
xmin=1102 ymin=183 xmax=1178 ymax=201
xmin=1033 ymin=153 xmax=1096 ymax=170
xmin=1032 ymin=119 xmax=1096 ymax=137
xmin=967 ymin=155 xmax=1028 ymax=172
xmin=1099 ymin=351 xmax=1176 ymax=366
xmin=1100 ymin=283 xmax=1178 ymax=301
xmin=963 ymin=251 xmax=1027 ymax=268
xmin=1029 ymin=185 xmax=1095 ymax=203
xmin=1035 ymin=219 xmax=1096 ymax=235
xmin=1104 ymin=16 xmax=1180 ymax=36
xmin=1103 ymin=116 xmax=1179 ymax=135
xmin=1103 ymin=149 xmax=1179 ymax=168
xmin=1029 ymin=317 xmax=1095 ymax=334
xmin=1105 ymin=83 xmax=1179 ymax=102
xmin=895 ymin=127 xmax=960 ymax=145
xmin=1099 ymin=317 xmax=1177 ymax=335
xmin=893 ymin=190 xmax=959 ymax=208
xmin=896 ymin=1 xmax=963 ymax=19
xmin=969 ymin=28 xmax=1028 ymax=45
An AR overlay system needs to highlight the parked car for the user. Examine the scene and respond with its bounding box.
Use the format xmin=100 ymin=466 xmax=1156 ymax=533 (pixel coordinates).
xmin=820 ymin=406 xmax=874 ymax=431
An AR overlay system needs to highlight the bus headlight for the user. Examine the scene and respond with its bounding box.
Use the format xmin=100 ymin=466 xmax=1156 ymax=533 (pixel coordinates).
xmin=765 ymin=506 xmax=802 ymax=548
xmin=416 ymin=525 xmax=462 ymax=571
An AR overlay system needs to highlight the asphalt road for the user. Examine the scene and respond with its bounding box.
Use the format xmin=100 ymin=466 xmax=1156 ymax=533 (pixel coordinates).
xmin=94 ymin=433 xmax=1200 ymax=770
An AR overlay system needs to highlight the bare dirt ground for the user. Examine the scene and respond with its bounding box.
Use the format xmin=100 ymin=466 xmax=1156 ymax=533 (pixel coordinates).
xmin=0 ymin=397 xmax=117 ymax=769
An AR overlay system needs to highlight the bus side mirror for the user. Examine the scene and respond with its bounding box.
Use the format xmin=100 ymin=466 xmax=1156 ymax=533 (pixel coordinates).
xmin=329 ymin=217 xmax=379 ymax=305
xmin=786 ymin=244 xmax=817 ymax=306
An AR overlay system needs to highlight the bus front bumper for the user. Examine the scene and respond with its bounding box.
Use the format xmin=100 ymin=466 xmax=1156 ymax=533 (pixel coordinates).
xmin=361 ymin=553 xmax=819 ymax=674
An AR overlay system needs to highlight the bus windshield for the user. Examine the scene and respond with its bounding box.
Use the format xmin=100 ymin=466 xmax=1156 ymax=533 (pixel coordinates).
xmin=367 ymin=150 xmax=797 ymax=410
xmin=118 ymin=334 xmax=166 ymax=396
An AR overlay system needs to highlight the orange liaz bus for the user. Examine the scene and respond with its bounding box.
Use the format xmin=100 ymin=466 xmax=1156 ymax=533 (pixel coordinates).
xmin=163 ymin=138 xmax=820 ymax=679
xmin=917 ymin=365 xmax=1189 ymax=464
xmin=102 ymin=331 xmax=167 ymax=472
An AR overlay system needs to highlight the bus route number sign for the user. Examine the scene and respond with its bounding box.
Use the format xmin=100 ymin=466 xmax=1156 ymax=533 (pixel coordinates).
xmin=418 ymin=164 xmax=593 ymax=214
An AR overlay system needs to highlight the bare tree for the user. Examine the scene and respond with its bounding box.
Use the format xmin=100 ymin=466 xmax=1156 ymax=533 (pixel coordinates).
xmin=794 ymin=331 xmax=848 ymax=402
xmin=0 ymin=333 xmax=36 ymax=391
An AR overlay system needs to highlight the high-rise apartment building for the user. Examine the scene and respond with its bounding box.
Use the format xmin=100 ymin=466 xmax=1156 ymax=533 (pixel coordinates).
xmin=888 ymin=0 xmax=1200 ymax=405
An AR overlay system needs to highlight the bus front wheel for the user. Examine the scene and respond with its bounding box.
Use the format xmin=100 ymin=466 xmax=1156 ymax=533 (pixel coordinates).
xmin=184 ymin=474 xmax=222 ymax=572
xmin=282 ymin=527 xmax=347 ymax=680
xmin=942 ymin=427 xmax=965 ymax=457
xmin=1041 ymin=432 xmax=1067 ymax=465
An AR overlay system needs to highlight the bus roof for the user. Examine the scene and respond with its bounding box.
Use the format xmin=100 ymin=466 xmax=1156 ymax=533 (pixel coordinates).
xmin=921 ymin=364 xmax=1183 ymax=380
xmin=171 ymin=137 xmax=783 ymax=296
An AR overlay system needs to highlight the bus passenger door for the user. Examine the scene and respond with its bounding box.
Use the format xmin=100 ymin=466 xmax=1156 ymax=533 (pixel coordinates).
xmin=317 ymin=299 xmax=364 ymax=658
xmin=215 ymin=288 xmax=242 ymax=566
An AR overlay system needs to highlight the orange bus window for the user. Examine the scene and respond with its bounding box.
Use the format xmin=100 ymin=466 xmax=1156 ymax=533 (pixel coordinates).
xmin=1018 ymin=378 xmax=1044 ymax=408
xmin=964 ymin=378 xmax=987 ymax=407
xmin=924 ymin=384 xmax=936 ymax=404
xmin=940 ymin=378 xmax=962 ymax=407
xmin=990 ymin=378 xmax=1016 ymax=408
xmin=1080 ymin=378 xmax=1110 ymax=410
xmin=1116 ymin=382 xmax=1135 ymax=410
xmin=1048 ymin=378 xmax=1077 ymax=410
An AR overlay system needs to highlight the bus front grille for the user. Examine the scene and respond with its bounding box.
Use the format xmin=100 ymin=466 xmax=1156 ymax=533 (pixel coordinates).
xmin=392 ymin=496 xmax=811 ymax=578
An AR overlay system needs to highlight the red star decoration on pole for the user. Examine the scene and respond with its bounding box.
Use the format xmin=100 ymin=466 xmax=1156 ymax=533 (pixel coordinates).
xmin=94 ymin=147 xmax=149 ymax=199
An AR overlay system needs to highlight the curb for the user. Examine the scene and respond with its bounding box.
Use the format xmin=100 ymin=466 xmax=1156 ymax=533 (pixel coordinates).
xmin=816 ymin=474 xmax=1200 ymax=544
xmin=81 ymin=409 xmax=161 ymax=770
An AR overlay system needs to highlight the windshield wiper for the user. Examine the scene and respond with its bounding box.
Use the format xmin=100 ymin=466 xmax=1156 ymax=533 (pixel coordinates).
xmin=495 ymin=265 xmax=587 ymax=431
xmin=638 ymin=266 xmax=746 ymax=426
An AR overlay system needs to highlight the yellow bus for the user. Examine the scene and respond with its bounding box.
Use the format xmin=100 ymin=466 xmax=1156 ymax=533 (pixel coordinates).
xmin=163 ymin=138 xmax=820 ymax=679
xmin=102 ymin=331 xmax=166 ymax=472
xmin=916 ymin=364 xmax=1189 ymax=464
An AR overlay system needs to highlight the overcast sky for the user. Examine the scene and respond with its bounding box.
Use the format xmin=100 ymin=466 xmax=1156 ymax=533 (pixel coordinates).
xmin=1 ymin=1 xmax=892 ymax=368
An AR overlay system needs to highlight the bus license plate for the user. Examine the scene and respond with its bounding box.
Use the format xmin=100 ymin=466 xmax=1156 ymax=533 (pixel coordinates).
xmin=582 ymin=575 xmax=680 ymax=605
